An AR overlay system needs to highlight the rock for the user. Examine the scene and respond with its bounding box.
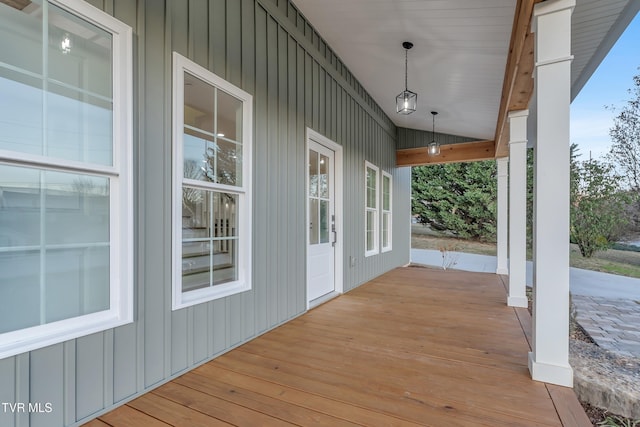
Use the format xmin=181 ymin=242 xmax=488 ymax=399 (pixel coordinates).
xmin=570 ymin=339 xmax=640 ymax=419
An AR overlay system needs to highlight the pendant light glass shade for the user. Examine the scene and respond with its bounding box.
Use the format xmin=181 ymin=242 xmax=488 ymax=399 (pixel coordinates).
xmin=428 ymin=111 xmax=440 ymax=156
xmin=396 ymin=42 xmax=417 ymax=114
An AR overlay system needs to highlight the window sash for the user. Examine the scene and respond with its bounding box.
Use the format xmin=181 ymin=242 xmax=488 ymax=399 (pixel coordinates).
xmin=381 ymin=172 xmax=392 ymax=252
xmin=172 ymin=52 xmax=252 ymax=310
xmin=0 ymin=0 xmax=133 ymax=359
xmin=364 ymin=161 xmax=379 ymax=257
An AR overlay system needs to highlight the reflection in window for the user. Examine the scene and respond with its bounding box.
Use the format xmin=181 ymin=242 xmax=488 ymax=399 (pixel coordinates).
xmin=365 ymin=162 xmax=379 ymax=256
xmin=382 ymin=172 xmax=392 ymax=252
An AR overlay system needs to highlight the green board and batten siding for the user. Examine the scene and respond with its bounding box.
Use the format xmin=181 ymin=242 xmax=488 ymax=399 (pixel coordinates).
xmin=0 ymin=0 xmax=410 ymax=426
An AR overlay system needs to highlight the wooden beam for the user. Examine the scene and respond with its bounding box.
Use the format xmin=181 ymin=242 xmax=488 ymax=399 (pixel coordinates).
xmin=494 ymin=0 xmax=540 ymax=158
xmin=396 ymin=140 xmax=495 ymax=167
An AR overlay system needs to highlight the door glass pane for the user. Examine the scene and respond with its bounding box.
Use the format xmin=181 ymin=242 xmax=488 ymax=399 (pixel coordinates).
xmin=319 ymin=154 xmax=329 ymax=198
xmin=320 ymin=200 xmax=329 ymax=243
xmin=309 ymin=150 xmax=318 ymax=197
xmin=217 ymin=89 xmax=242 ymax=142
xmin=309 ymin=198 xmax=319 ymax=245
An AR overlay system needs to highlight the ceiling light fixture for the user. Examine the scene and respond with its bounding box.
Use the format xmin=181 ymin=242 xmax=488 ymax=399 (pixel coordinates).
xmin=396 ymin=41 xmax=417 ymax=114
xmin=428 ymin=111 xmax=440 ymax=156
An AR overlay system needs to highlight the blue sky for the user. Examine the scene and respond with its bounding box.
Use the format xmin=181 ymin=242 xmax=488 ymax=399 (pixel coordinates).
xmin=570 ymin=12 xmax=640 ymax=160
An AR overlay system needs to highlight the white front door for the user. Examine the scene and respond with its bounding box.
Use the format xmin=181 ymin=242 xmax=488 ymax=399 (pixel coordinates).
xmin=307 ymin=139 xmax=336 ymax=304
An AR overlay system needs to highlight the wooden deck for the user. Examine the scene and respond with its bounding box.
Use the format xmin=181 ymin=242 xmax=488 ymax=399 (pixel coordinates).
xmin=88 ymin=267 xmax=590 ymax=426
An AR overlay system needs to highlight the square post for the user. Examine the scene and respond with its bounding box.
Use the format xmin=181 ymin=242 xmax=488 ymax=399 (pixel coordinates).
xmin=529 ymin=0 xmax=575 ymax=387
xmin=507 ymin=110 xmax=528 ymax=307
xmin=496 ymin=157 xmax=509 ymax=275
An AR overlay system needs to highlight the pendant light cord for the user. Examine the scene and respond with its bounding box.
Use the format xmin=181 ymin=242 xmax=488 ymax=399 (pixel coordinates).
xmin=404 ymin=48 xmax=408 ymax=91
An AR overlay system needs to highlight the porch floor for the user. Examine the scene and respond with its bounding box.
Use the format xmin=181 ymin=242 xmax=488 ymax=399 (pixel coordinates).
xmin=88 ymin=267 xmax=590 ymax=426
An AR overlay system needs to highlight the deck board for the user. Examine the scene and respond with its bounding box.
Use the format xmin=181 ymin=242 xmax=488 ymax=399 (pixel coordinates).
xmin=94 ymin=267 xmax=587 ymax=426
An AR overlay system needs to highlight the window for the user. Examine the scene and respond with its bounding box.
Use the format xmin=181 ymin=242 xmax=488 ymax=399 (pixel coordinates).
xmin=381 ymin=171 xmax=392 ymax=252
xmin=365 ymin=162 xmax=379 ymax=256
xmin=0 ymin=0 xmax=133 ymax=358
xmin=172 ymin=53 xmax=252 ymax=310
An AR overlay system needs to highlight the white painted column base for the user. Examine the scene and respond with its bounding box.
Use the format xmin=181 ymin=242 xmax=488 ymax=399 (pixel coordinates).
xmin=508 ymin=295 xmax=528 ymax=308
xmin=497 ymin=267 xmax=509 ymax=275
xmin=529 ymin=353 xmax=573 ymax=387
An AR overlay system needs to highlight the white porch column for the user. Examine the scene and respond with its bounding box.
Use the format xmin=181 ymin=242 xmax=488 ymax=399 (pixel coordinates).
xmin=507 ymin=110 xmax=528 ymax=308
xmin=496 ymin=157 xmax=509 ymax=275
xmin=529 ymin=0 xmax=575 ymax=387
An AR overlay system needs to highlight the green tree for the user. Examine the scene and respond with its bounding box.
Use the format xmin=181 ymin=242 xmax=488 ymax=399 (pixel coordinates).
xmin=570 ymin=151 xmax=632 ymax=257
xmin=608 ymin=72 xmax=640 ymax=192
xmin=412 ymin=160 xmax=497 ymax=242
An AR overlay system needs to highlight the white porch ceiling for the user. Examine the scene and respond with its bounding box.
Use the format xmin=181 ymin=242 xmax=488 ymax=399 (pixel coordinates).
xmin=291 ymin=0 xmax=640 ymax=142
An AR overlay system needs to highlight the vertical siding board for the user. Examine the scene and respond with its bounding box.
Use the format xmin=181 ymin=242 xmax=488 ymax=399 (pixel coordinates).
xmin=319 ymin=67 xmax=325 ymax=134
xmin=241 ymin=0 xmax=257 ymax=341
xmin=14 ymin=354 xmax=29 ymax=427
xmin=287 ymin=36 xmax=298 ymax=316
xmin=304 ymin=53 xmax=312 ymax=128
xmin=28 ymin=345 xmax=63 ymax=427
xmin=63 ymin=341 xmax=76 ymax=426
xmin=143 ymin=0 xmax=167 ymax=388
xmin=212 ymin=300 xmax=227 ymax=353
xmin=112 ymin=324 xmax=136 ymax=402
xmin=0 ymin=358 xmax=15 ymax=427
xmin=253 ymin=4 xmax=269 ymax=333
xmin=278 ymin=25 xmax=288 ymax=322
xmin=192 ymin=306 xmax=209 ymax=362
xmin=266 ymin=15 xmax=279 ymax=327
xmin=226 ymin=0 xmax=242 ymax=87
xmin=296 ymin=44 xmax=306 ymax=313
xmin=211 ymin=0 xmax=226 ymax=77
xmin=171 ymin=0 xmax=188 ymax=57
xmin=227 ymin=295 xmax=243 ymax=347
xmin=189 ymin=0 xmax=208 ymax=64
xmin=75 ymin=334 xmax=105 ymax=420
xmin=102 ymin=330 xmax=114 ymax=409
xmin=170 ymin=313 xmax=188 ymax=374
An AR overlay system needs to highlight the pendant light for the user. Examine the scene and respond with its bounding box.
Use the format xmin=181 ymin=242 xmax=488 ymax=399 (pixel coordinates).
xmin=428 ymin=111 xmax=440 ymax=156
xmin=396 ymin=41 xmax=417 ymax=114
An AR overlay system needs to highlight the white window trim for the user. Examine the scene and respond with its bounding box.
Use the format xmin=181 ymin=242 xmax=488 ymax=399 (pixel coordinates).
xmin=172 ymin=52 xmax=253 ymax=310
xmin=364 ymin=161 xmax=379 ymax=257
xmin=0 ymin=0 xmax=134 ymax=360
xmin=381 ymin=171 xmax=392 ymax=253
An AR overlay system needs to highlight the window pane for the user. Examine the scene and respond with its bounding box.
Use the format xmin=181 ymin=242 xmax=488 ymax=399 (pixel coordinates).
xmin=216 ymin=139 xmax=241 ymax=186
xmin=217 ymin=89 xmax=242 ymax=142
xmin=213 ymin=239 xmax=237 ymax=286
xmin=0 ymin=2 xmax=114 ymax=165
xmin=383 ymin=175 xmax=390 ymax=211
xmin=184 ymin=73 xmax=215 ymax=135
xmin=366 ymin=210 xmax=375 ymax=251
xmin=0 ymin=69 xmax=43 ymax=156
xmin=47 ymin=83 xmax=113 ymax=165
xmin=320 ymin=200 xmax=329 ymax=243
xmin=0 ymin=0 xmax=43 ymax=75
xmin=382 ymin=213 xmax=390 ymax=248
xmin=48 ymin=3 xmax=113 ymax=98
xmin=309 ymin=198 xmax=319 ymax=245
xmin=366 ymin=167 xmax=377 ymax=208
xmin=309 ymin=150 xmax=318 ymax=197
xmin=0 ymin=164 xmax=111 ymax=333
xmin=319 ymin=155 xmax=329 ymax=199
xmin=181 ymin=187 xmax=240 ymax=293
